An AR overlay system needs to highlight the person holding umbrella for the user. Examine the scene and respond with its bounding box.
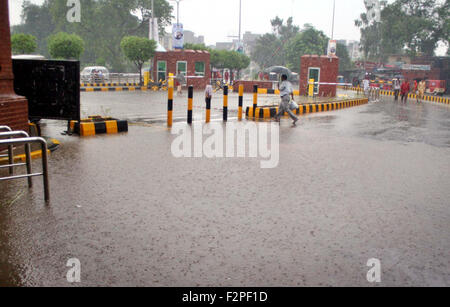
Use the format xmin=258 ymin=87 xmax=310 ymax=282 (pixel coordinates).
xmin=274 ymin=74 xmax=299 ymax=127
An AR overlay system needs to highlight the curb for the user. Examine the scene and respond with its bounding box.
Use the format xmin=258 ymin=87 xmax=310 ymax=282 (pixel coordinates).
xmin=69 ymin=118 xmax=128 ymax=137
xmin=257 ymin=88 xmax=301 ymax=96
xmin=81 ymin=87 xmax=148 ymax=92
xmin=81 ymin=82 xmax=140 ymax=87
xmin=0 ymin=138 xmax=59 ymax=164
xmin=246 ymin=98 xmax=369 ymax=119
xmin=342 ymin=87 xmax=450 ymax=105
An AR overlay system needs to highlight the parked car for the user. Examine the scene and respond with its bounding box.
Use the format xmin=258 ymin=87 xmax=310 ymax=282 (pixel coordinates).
xmin=81 ymin=66 xmax=110 ymax=83
xmin=12 ymin=54 xmax=46 ymax=60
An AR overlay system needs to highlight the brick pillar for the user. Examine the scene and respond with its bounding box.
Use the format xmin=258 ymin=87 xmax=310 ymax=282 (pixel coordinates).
xmin=0 ymin=0 xmax=29 ymax=133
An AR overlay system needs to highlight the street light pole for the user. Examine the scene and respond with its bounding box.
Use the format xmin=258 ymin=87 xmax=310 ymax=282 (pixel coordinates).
xmin=239 ymin=0 xmax=242 ymax=43
xmin=331 ymin=0 xmax=336 ymax=40
xmin=150 ymin=0 xmax=154 ymax=40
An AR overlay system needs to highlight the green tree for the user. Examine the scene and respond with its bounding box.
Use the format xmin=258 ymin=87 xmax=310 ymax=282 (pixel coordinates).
xmin=184 ymin=43 xmax=209 ymax=51
xmin=121 ymin=36 xmax=157 ymax=84
xmin=48 ymin=32 xmax=85 ymax=59
xmin=44 ymin=0 xmax=173 ymax=71
xmin=284 ymin=25 xmax=328 ymax=72
xmin=251 ymin=33 xmax=284 ymax=69
xmin=11 ymin=1 xmax=55 ymax=57
xmin=336 ymin=43 xmax=353 ymax=73
xmin=11 ymin=33 xmax=37 ymax=54
xmin=356 ymin=0 xmax=449 ymax=58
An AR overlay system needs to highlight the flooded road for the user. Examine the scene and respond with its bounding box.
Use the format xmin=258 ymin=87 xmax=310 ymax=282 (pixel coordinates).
xmin=1 ymin=92 xmax=449 ymax=286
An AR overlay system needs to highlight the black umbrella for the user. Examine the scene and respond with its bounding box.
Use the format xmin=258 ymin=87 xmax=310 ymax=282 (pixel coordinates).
xmin=264 ymin=66 xmax=293 ymax=79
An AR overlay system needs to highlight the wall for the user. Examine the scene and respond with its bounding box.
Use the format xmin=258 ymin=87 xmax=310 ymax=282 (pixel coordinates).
xmin=0 ymin=0 xmax=29 ymax=134
xmin=233 ymin=81 xmax=273 ymax=93
xmin=300 ymin=55 xmax=339 ymax=97
xmin=153 ymin=50 xmax=211 ymax=90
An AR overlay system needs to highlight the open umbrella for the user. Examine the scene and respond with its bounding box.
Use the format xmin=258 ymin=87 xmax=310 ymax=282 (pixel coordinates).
xmin=264 ymin=66 xmax=293 ymax=79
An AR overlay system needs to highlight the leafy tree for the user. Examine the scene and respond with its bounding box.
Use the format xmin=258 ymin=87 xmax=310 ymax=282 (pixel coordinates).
xmin=11 ymin=33 xmax=37 ymax=54
xmin=336 ymin=43 xmax=353 ymax=73
xmin=356 ymin=0 xmax=449 ymax=58
xmin=121 ymin=36 xmax=157 ymax=84
xmin=251 ymin=33 xmax=284 ymax=69
xmin=11 ymin=1 xmax=55 ymax=57
xmin=284 ymin=25 xmax=328 ymax=72
xmin=14 ymin=0 xmax=173 ymax=71
xmin=184 ymin=43 xmax=209 ymax=51
xmin=48 ymin=32 xmax=85 ymax=60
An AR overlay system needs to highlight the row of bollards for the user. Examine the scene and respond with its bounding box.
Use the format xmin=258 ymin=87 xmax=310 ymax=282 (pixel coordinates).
xmin=167 ymin=82 xmax=253 ymax=127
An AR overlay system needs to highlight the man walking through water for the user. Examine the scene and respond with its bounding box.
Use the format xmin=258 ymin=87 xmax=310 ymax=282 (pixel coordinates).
xmin=274 ymin=74 xmax=299 ymax=127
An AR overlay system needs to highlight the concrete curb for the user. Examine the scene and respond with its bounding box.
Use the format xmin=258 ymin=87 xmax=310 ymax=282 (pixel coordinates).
xmin=81 ymin=82 xmax=140 ymax=87
xmin=341 ymin=87 xmax=450 ymax=105
xmin=69 ymin=118 xmax=128 ymax=137
xmin=80 ymin=87 xmax=148 ymax=92
xmin=246 ymin=98 xmax=369 ymax=119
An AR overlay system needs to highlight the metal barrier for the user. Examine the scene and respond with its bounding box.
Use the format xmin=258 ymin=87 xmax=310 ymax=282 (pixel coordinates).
xmin=0 ymin=126 xmax=14 ymax=175
xmin=0 ymin=128 xmax=50 ymax=201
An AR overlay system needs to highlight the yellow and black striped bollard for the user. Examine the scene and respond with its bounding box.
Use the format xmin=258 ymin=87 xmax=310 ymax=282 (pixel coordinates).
xmin=187 ymin=86 xmax=193 ymax=125
xmin=253 ymin=85 xmax=258 ymax=118
xmin=223 ymin=85 xmax=229 ymax=122
xmin=167 ymin=81 xmax=174 ymax=127
xmin=238 ymin=85 xmax=244 ymax=121
xmin=206 ymin=95 xmax=211 ymax=123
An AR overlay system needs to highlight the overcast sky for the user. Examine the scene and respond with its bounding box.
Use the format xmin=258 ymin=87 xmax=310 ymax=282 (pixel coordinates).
xmin=7 ymin=0 xmax=447 ymax=55
xmin=8 ymin=0 xmax=367 ymax=43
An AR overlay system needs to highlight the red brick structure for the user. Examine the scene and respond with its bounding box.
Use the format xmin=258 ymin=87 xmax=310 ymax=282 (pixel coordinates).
xmin=233 ymin=80 xmax=274 ymax=93
xmin=300 ymin=55 xmax=339 ymax=97
xmin=152 ymin=50 xmax=210 ymax=90
xmin=0 ymin=0 xmax=29 ymax=132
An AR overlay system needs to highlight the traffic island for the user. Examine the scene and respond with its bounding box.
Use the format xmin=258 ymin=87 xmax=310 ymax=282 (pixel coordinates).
xmin=246 ymin=98 xmax=369 ymax=119
xmin=69 ymin=116 xmax=128 ymax=137
xmin=342 ymin=86 xmax=450 ymax=105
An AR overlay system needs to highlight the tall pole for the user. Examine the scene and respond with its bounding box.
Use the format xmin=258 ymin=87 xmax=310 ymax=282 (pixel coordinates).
xmin=331 ymin=0 xmax=336 ymax=40
xmin=177 ymin=1 xmax=180 ymax=25
xmin=150 ymin=0 xmax=154 ymax=40
xmin=239 ymin=0 xmax=242 ymax=43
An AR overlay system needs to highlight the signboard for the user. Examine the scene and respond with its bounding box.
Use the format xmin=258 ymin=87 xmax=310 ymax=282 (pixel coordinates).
xmin=401 ymin=64 xmax=431 ymax=71
xmin=328 ymin=40 xmax=337 ymax=57
xmin=13 ymin=59 xmax=80 ymax=121
xmin=235 ymin=42 xmax=244 ymax=54
xmin=172 ymin=23 xmax=184 ymax=49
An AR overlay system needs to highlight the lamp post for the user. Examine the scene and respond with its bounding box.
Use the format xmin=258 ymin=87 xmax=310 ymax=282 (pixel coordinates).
xmin=331 ymin=0 xmax=336 ymax=40
xmin=173 ymin=0 xmax=183 ymax=25
xmin=239 ymin=0 xmax=242 ymax=43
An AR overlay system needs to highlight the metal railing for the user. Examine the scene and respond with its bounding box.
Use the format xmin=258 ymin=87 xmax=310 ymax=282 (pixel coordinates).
xmin=0 ymin=125 xmax=14 ymax=175
xmin=0 ymin=127 xmax=50 ymax=201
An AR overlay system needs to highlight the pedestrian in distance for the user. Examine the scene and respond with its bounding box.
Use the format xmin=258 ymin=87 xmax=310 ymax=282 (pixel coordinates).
xmin=274 ymin=74 xmax=299 ymax=127
xmin=393 ymin=78 xmax=401 ymax=101
xmin=400 ymin=79 xmax=410 ymax=103
xmin=363 ymin=78 xmax=370 ymax=98
xmin=417 ymin=79 xmax=426 ymax=103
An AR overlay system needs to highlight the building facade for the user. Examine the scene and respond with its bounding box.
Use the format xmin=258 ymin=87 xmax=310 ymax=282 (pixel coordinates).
xmin=152 ymin=49 xmax=211 ymax=89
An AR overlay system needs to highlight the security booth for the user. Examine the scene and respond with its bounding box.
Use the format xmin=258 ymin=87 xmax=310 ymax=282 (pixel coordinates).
xmin=152 ymin=49 xmax=211 ymax=90
xmin=300 ymin=55 xmax=340 ymax=97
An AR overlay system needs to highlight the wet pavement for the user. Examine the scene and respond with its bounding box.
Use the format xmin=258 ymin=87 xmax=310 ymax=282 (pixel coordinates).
xmin=0 ymin=91 xmax=449 ymax=286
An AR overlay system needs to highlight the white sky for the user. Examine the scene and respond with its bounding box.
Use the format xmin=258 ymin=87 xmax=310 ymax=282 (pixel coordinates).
xmin=7 ymin=0 xmax=447 ymax=55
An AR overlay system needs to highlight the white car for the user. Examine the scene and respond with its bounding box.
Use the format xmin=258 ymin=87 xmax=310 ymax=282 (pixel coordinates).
xmin=81 ymin=66 xmax=110 ymax=83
